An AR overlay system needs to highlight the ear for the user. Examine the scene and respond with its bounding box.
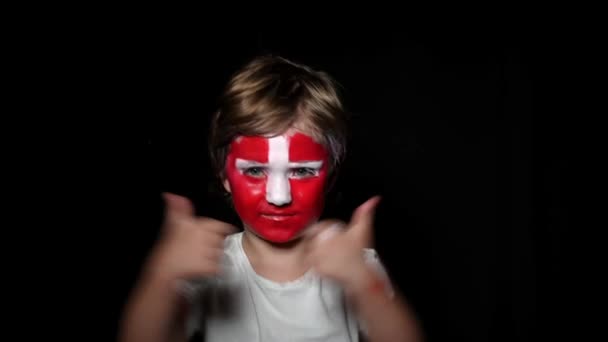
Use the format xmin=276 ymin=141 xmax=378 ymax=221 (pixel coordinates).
xmin=223 ymin=178 xmax=231 ymax=193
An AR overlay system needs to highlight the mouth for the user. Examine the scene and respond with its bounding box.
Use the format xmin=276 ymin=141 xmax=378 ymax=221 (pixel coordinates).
xmin=260 ymin=212 xmax=297 ymax=220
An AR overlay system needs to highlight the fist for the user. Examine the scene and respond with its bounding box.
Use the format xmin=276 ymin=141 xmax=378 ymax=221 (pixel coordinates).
xmin=145 ymin=193 xmax=237 ymax=282
xmin=306 ymin=196 xmax=381 ymax=289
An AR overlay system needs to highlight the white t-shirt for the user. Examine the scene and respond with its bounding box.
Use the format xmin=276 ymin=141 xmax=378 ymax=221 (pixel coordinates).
xmin=180 ymin=232 xmax=392 ymax=342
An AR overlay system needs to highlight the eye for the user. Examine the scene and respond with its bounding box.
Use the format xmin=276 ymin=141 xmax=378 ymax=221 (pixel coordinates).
xmin=244 ymin=167 xmax=265 ymax=178
xmin=291 ymin=167 xmax=317 ymax=178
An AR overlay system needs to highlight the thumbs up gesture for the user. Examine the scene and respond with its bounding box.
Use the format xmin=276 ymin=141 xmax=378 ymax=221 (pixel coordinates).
xmin=306 ymin=196 xmax=382 ymax=292
xmin=144 ymin=193 xmax=237 ymax=283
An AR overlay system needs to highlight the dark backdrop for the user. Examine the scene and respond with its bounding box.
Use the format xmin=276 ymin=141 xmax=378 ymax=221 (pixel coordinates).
xmin=78 ymin=22 xmax=572 ymax=342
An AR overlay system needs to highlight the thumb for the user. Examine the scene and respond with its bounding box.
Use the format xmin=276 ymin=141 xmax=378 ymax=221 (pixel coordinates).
xmin=348 ymin=196 xmax=381 ymax=246
xmin=303 ymin=219 xmax=346 ymax=247
xmin=162 ymin=192 xmax=195 ymax=221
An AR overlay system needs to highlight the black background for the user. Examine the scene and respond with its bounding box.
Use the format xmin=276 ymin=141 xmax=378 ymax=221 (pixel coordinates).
xmin=38 ymin=15 xmax=575 ymax=342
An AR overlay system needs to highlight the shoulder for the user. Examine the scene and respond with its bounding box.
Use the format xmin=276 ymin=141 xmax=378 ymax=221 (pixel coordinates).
xmin=176 ymin=232 xmax=244 ymax=299
xmin=362 ymin=248 xmax=384 ymax=272
xmin=223 ymin=231 xmax=243 ymax=253
xmin=362 ymin=248 xmax=380 ymax=262
xmin=362 ymin=248 xmax=395 ymax=298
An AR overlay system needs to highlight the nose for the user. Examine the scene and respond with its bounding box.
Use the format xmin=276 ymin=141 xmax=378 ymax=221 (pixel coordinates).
xmin=266 ymin=173 xmax=291 ymax=206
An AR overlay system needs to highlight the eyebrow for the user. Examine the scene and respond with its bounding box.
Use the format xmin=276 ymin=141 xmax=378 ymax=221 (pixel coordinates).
xmin=287 ymin=161 xmax=323 ymax=169
xmin=235 ymin=159 xmax=266 ymax=168
xmin=235 ymin=159 xmax=323 ymax=169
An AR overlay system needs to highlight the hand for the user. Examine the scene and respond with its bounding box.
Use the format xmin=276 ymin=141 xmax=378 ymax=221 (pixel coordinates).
xmin=306 ymin=196 xmax=382 ymax=292
xmin=144 ymin=193 xmax=237 ymax=283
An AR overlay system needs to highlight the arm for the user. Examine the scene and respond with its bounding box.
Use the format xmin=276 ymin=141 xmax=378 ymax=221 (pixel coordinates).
xmin=118 ymin=193 xmax=235 ymax=342
xmin=307 ymin=197 xmax=424 ymax=342
xmin=345 ymin=266 xmax=423 ymax=342
xmin=119 ymin=272 xmax=188 ymax=342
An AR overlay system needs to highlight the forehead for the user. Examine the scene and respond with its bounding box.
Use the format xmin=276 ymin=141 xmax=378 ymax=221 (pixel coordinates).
xmin=229 ymin=132 xmax=327 ymax=162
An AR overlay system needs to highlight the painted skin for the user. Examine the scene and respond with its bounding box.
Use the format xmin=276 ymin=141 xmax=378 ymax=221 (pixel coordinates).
xmin=225 ymin=132 xmax=329 ymax=243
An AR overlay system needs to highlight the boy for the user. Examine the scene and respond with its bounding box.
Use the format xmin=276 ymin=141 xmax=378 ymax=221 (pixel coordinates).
xmin=119 ymin=55 xmax=423 ymax=342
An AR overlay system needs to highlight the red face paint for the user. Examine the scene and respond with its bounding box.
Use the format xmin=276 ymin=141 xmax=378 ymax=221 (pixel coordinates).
xmin=225 ymin=132 xmax=329 ymax=243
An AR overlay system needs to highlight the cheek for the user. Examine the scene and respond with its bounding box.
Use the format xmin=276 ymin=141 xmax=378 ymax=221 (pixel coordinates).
xmin=228 ymin=175 xmax=265 ymax=205
xmin=225 ymin=162 xmax=265 ymax=208
xmin=291 ymin=177 xmax=327 ymax=212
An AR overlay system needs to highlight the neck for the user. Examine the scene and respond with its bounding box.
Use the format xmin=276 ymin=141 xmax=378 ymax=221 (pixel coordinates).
xmin=241 ymin=228 xmax=311 ymax=282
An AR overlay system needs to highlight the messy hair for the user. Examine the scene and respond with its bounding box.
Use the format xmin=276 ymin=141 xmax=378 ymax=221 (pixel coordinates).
xmin=208 ymin=55 xmax=349 ymax=188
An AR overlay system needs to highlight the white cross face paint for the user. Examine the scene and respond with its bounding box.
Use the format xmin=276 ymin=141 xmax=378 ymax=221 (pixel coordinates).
xmin=234 ymin=137 xmax=325 ymax=206
xmin=266 ymin=135 xmax=291 ymax=205
xmin=225 ymin=132 xmax=330 ymax=242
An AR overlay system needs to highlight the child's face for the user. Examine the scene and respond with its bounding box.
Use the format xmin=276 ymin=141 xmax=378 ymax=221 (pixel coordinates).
xmin=224 ymin=131 xmax=329 ymax=243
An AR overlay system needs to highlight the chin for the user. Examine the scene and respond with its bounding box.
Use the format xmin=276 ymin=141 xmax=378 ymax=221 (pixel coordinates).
xmin=247 ymin=226 xmax=307 ymax=244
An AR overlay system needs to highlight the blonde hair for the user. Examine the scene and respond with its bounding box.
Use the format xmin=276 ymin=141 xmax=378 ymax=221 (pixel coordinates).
xmin=208 ymin=55 xmax=349 ymax=187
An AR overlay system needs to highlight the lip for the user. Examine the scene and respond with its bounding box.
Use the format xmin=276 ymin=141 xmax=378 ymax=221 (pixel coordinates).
xmin=260 ymin=211 xmax=297 ymax=216
xmin=260 ymin=212 xmax=297 ymax=220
